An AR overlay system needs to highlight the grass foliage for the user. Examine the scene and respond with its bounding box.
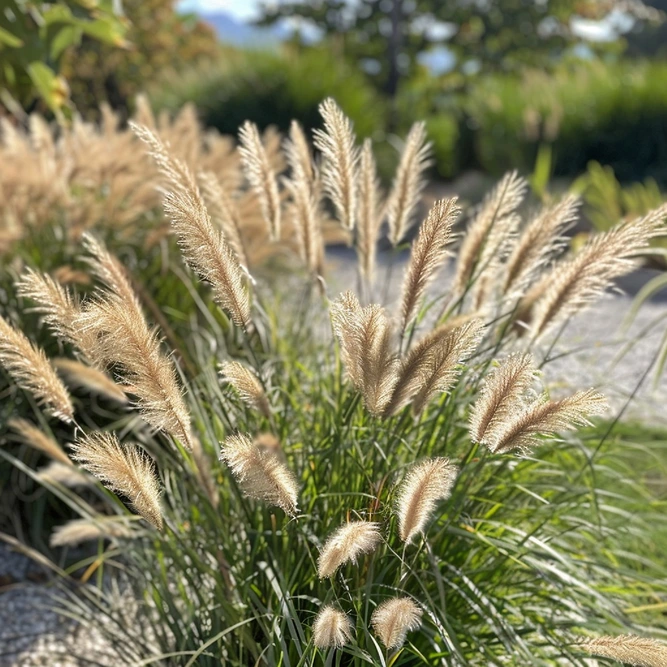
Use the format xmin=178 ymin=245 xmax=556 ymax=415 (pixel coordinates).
xmin=1 ymin=99 xmax=666 ymax=666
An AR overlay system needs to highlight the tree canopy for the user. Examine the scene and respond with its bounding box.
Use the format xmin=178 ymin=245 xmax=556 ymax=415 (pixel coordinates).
xmin=258 ymin=0 xmax=663 ymax=96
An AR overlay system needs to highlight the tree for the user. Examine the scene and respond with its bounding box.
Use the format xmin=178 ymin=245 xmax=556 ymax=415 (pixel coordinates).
xmin=60 ymin=0 xmax=219 ymax=118
xmin=257 ymin=0 xmax=663 ymax=97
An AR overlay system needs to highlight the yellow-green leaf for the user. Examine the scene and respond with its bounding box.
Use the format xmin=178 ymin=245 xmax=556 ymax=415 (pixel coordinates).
xmin=51 ymin=25 xmax=82 ymax=60
xmin=26 ymin=61 xmax=68 ymax=112
xmin=0 ymin=26 xmax=24 ymax=49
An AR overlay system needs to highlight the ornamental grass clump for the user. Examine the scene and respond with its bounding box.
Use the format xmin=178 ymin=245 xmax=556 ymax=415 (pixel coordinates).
xmin=1 ymin=98 xmax=666 ymax=665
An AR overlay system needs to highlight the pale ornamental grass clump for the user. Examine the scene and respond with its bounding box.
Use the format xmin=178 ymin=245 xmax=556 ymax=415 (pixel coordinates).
xmin=1 ymin=99 xmax=666 ymax=666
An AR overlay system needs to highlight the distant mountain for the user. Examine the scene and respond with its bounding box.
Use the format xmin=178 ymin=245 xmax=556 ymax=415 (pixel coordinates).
xmin=198 ymin=11 xmax=290 ymax=48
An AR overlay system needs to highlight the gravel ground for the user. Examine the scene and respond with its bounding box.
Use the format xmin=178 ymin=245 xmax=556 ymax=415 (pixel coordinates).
xmin=0 ymin=542 xmax=119 ymax=667
xmin=327 ymin=249 xmax=667 ymax=423
xmin=2 ymin=253 xmax=666 ymax=665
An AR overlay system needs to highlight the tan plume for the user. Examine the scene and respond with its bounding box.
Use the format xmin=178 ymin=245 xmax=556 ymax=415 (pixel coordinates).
xmin=220 ymin=433 xmax=298 ymax=515
xmin=356 ymin=138 xmax=382 ymax=283
xmin=75 ymin=295 xmax=194 ymax=451
xmin=484 ymin=389 xmax=607 ymax=454
xmin=395 ymin=458 xmax=458 ymax=543
xmin=330 ymin=292 xmax=398 ymax=415
xmin=409 ymin=319 xmax=484 ymax=416
xmin=400 ymin=197 xmax=459 ymax=332
xmin=453 ymin=171 xmax=527 ymax=294
xmin=8 ymin=418 xmax=71 ymax=465
xmin=285 ymin=162 xmax=324 ymax=276
xmin=15 ymin=269 xmax=96 ymax=361
xmin=82 ymin=233 xmax=143 ymax=318
xmin=387 ymin=121 xmax=432 ymax=245
xmin=312 ymin=606 xmax=353 ymax=649
xmin=313 ymin=98 xmax=359 ymax=230
xmin=131 ymin=123 xmax=251 ymax=330
xmin=371 ymin=597 xmax=423 ymax=649
xmin=385 ymin=319 xmax=482 ymax=416
xmin=71 ymin=432 xmax=163 ymax=530
xmin=37 ymin=461 xmax=95 ymax=488
xmin=75 ymin=243 xmax=207 ymax=503
xmin=469 ymin=353 xmax=538 ymax=445
xmin=50 ymin=517 xmax=134 ymax=548
xmin=317 ymin=520 xmax=381 ymax=578
xmin=528 ymin=205 xmax=667 ymax=338
xmin=285 ymin=120 xmax=315 ymax=185
xmin=0 ymin=316 xmax=73 ymax=423
xmin=54 ymin=358 xmax=128 ymax=403
xmin=220 ymin=361 xmax=270 ymax=418
xmin=198 ymin=170 xmax=249 ymax=269
xmin=502 ymin=195 xmax=579 ymax=295
xmin=577 ymin=635 xmax=667 ymax=667
xmin=238 ymin=120 xmax=281 ymax=240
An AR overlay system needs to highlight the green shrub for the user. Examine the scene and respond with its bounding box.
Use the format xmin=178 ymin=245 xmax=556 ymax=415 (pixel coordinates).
xmin=424 ymin=114 xmax=461 ymax=179
xmin=392 ymin=71 xmax=468 ymax=179
xmin=573 ymin=160 xmax=666 ymax=232
xmin=0 ymin=0 xmax=127 ymax=115
xmin=149 ymin=46 xmax=383 ymax=139
xmin=468 ymin=60 xmax=667 ymax=183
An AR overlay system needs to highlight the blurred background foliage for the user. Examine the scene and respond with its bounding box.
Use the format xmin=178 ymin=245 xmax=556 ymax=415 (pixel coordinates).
xmin=61 ymin=0 xmax=219 ymax=116
xmin=1 ymin=0 xmax=667 ymax=225
xmin=0 ymin=0 xmax=128 ymax=115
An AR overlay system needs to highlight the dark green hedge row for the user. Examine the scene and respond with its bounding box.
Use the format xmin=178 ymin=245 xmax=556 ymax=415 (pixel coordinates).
xmin=151 ymin=52 xmax=667 ymax=184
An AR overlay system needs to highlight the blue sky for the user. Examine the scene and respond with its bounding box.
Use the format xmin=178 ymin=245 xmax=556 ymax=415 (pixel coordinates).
xmin=178 ymin=0 xmax=261 ymax=20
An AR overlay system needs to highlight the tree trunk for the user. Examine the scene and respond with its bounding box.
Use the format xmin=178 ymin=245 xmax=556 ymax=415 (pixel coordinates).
xmin=386 ymin=0 xmax=403 ymax=99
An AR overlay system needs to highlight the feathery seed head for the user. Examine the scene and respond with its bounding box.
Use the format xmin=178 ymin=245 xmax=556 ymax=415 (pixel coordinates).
xmin=284 ymin=165 xmax=324 ymax=276
xmin=220 ymin=361 xmax=270 ymax=418
xmin=198 ymin=170 xmax=249 ymax=269
xmin=75 ymin=296 xmax=194 ymax=450
xmin=313 ymin=98 xmax=359 ymax=230
xmin=8 ymin=418 xmax=71 ymax=465
xmin=400 ymin=197 xmax=459 ymax=332
xmin=36 ymin=461 xmax=94 ymax=488
xmin=238 ymin=120 xmax=282 ymax=240
xmin=502 ymin=195 xmax=579 ymax=296
xmin=220 ymin=433 xmax=298 ymax=515
xmin=131 ymin=123 xmax=251 ymax=330
xmin=0 ymin=316 xmax=74 ymax=423
xmin=454 ymin=171 xmax=527 ymax=294
xmin=469 ymin=353 xmax=538 ymax=445
xmin=577 ymin=635 xmax=667 ymax=667
xmin=371 ymin=597 xmax=423 ymax=649
xmin=312 ymin=606 xmax=353 ymax=649
xmin=285 ymin=120 xmax=315 ymax=184
xmin=356 ymin=138 xmax=383 ymax=283
xmin=81 ymin=233 xmax=143 ymax=316
xmin=71 ymin=432 xmax=163 ymax=530
xmin=527 ymin=204 xmax=667 ymax=338
xmin=16 ymin=268 xmax=97 ymax=361
xmin=330 ymin=292 xmax=398 ymax=415
xmin=387 ymin=121 xmax=432 ymax=245
xmin=386 ymin=319 xmax=483 ymax=417
xmin=409 ymin=319 xmax=484 ymax=416
xmin=486 ymin=388 xmax=608 ymax=454
xmin=317 ymin=520 xmax=381 ymax=578
xmin=50 ymin=517 xmax=134 ymax=548
xmin=54 ymin=358 xmax=128 ymax=403
xmin=396 ymin=457 xmax=458 ymax=543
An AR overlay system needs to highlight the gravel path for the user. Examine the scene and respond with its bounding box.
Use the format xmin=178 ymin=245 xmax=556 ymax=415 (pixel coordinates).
xmin=327 ymin=249 xmax=667 ymax=423
xmin=0 ymin=543 xmax=119 ymax=667
xmin=2 ymin=254 xmax=666 ymax=665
